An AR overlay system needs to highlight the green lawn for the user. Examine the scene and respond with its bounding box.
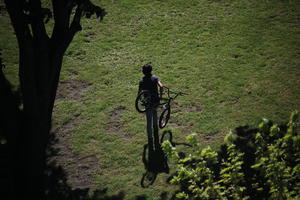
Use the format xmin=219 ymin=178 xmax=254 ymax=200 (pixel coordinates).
xmin=1 ymin=0 xmax=300 ymax=199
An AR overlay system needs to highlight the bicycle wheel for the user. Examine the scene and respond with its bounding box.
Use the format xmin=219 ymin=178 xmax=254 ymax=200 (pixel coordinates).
xmin=135 ymin=91 xmax=151 ymax=113
xmin=159 ymin=106 xmax=170 ymax=129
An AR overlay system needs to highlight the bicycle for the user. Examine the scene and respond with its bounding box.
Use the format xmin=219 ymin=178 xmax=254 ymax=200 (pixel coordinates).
xmin=158 ymin=87 xmax=188 ymax=128
xmin=135 ymin=87 xmax=188 ymax=128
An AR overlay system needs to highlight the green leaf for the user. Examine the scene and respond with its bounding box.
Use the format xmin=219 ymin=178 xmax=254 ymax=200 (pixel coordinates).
xmin=270 ymin=124 xmax=280 ymax=137
xmin=186 ymin=133 xmax=198 ymax=146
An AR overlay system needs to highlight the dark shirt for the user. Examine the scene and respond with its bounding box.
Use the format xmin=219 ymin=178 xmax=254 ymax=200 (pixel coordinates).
xmin=139 ymin=74 xmax=160 ymax=104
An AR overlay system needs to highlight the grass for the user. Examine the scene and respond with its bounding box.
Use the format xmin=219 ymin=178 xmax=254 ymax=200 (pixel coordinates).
xmin=1 ymin=0 xmax=300 ymax=199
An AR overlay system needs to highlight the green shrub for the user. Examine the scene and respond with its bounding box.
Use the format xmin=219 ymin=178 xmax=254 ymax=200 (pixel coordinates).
xmin=162 ymin=111 xmax=300 ymax=200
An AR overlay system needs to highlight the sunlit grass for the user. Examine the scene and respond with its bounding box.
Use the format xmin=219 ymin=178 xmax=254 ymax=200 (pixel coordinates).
xmin=1 ymin=0 xmax=300 ymax=199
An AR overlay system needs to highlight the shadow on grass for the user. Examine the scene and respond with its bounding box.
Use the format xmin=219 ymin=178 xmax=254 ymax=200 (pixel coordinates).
xmin=45 ymin=132 xmax=125 ymax=200
xmin=140 ymin=141 xmax=169 ymax=188
xmin=140 ymin=130 xmax=191 ymax=189
xmin=45 ymin=164 xmax=125 ymax=200
xmin=46 ymin=131 xmax=174 ymax=200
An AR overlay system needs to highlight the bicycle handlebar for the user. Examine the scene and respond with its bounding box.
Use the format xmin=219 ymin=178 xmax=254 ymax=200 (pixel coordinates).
xmin=179 ymin=91 xmax=190 ymax=95
xmin=163 ymin=87 xmax=189 ymax=96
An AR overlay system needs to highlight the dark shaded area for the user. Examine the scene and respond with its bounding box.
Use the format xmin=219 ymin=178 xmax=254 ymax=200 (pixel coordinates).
xmin=0 ymin=49 xmax=24 ymax=200
xmin=220 ymin=125 xmax=270 ymax=199
xmin=43 ymin=130 xmax=174 ymax=200
xmin=140 ymin=130 xmax=191 ymax=189
xmin=227 ymin=124 xmax=292 ymax=199
xmin=1 ymin=1 xmax=106 ymax=199
xmin=140 ymin=143 xmax=169 ymax=188
xmin=44 ymin=132 xmax=126 ymax=200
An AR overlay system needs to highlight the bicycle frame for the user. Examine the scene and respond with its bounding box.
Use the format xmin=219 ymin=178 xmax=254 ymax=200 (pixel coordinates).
xmin=159 ymin=88 xmax=181 ymax=108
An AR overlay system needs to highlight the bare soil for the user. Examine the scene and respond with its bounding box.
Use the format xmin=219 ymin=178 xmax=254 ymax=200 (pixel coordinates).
xmin=106 ymin=106 xmax=132 ymax=139
xmin=56 ymin=80 xmax=92 ymax=100
xmin=50 ymin=115 xmax=99 ymax=189
xmin=49 ymin=79 xmax=97 ymax=189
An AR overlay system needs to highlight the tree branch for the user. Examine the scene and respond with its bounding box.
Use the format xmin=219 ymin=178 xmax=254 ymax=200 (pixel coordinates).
xmin=69 ymin=3 xmax=83 ymax=37
xmin=49 ymin=0 xmax=106 ymax=93
xmin=4 ymin=0 xmax=33 ymax=47
xmin=28 ymin=0 xmax=49 ymax=41
xmin=66 ymin=0 xmax=106 ymax=48
xmin=51 ymin=0 xmax=69 ymax=42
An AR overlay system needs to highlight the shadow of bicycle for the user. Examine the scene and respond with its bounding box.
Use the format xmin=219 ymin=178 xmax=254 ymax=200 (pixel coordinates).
xmin=140 ymin=130 xmax=191 ymax=188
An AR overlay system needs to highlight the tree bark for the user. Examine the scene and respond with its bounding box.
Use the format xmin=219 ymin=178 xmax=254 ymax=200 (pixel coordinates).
xmin=4 ymin=1 xmax=62 ymax=198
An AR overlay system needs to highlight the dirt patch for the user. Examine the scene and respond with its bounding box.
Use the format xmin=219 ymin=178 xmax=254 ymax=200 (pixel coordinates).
xmin=64 ymin=153 xmax=99 ymax=189
xmin=109 ymin=106 xmax=126 ymax=121
xmin=50 ymin=116 xmax=99 ymax=189
xmin=56 ymin=80 xmax=92 ymax=100
xmin=106 ymin=106 xmax=132 ymax=139
xmin=52 ymin=115 xmax=81 ymax=137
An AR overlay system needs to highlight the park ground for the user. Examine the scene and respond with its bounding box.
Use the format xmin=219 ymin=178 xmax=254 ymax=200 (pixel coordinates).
xmin=1 ymin=0 xmax=300 ymax=199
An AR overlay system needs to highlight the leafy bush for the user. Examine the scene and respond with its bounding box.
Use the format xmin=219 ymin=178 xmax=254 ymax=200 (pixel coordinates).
xmin=162 ymin=111 xmax=300 ymax=200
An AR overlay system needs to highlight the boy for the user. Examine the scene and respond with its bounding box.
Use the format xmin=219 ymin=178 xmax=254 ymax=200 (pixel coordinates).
xmin=138 ymin=64 xmax=164 ymax=149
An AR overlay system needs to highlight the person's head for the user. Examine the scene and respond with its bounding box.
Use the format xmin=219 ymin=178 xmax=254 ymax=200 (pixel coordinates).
xmin=142 ymin=63 xmax=152 ymax=76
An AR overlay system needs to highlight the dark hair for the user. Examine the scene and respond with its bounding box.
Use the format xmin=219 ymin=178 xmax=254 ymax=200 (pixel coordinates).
xmin=142 ymin=63 xmax=152 ymax=76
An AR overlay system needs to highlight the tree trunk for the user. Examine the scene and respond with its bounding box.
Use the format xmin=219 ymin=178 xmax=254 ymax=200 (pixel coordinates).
xmin=3 ymin=0 xmax=105 ymax=198
xmin=1 ymin=26 xmax=64 ymax=200
xmin=0 ymin=65 xmax=20 ymax=200
xmin=3 ymin=1 xmax=69 ymax=196
xmin=20 ymin=46 xmax=64 ymax=199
